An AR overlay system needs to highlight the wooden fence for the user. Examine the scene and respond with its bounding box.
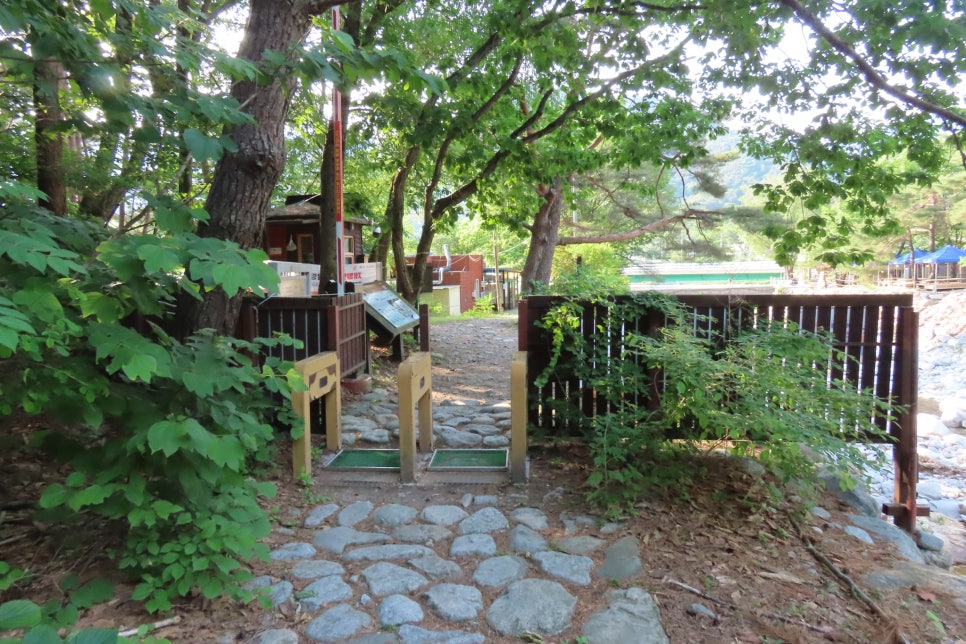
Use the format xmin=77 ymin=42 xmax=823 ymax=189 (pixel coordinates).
xmin=518 ymin=293 xmax=921 ymax=531
xmin=239 ymin=294 xmax=369 ymax=377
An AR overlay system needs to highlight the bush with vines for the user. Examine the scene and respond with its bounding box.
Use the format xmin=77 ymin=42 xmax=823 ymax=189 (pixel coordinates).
xmin=535 ymin=292 xmax=894 ymax=518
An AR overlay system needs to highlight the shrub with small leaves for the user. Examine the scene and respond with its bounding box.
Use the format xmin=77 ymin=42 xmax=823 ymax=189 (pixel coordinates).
xmin=465 ymin=293 xmax=494 ymax=317
xmin=536 ymin=293 xmax=894 ymax=518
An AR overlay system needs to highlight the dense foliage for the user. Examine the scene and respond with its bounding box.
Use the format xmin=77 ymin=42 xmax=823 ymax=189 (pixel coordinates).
xmin=318 ymin=1 xmax=966 ymax=294
xmin=0 ymin=180 xmax=302 ymax=617
xmin=535 ymin=293 xmax=894 ymax=517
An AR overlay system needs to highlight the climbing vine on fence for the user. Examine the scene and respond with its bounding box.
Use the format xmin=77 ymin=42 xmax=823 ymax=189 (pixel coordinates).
xmin=536 ymin=293 xmax=895 ymax=517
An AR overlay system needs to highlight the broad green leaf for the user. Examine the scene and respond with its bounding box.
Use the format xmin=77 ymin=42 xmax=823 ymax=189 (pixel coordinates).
xmin=146 ymin=420 xmax=189 ymax=456
xmin=211 ymin=52 xmax=260 ymax=82
xmin=137 ymin=243 xmax=183 ymax=274
xmin=210 ymin=436 xmax=245 ymax=470
xmin=0 ymin=327 xmax=19 ymax=352
xmin=68 ymin=485 xmax=111 ymax=511
xmin=144 ymin=594 xmax=172 ymax=614
xmin=121 ymin=354 xmax=157 ymax=382
xmin=199 ymin=576 xmax=223 ymax=599
xmin=0 ymin=230 xmax=84 ymax=276
xmin=0 ymin=180 xmax=45 ymax=202
xmin=54 ymin=603 xmax=78 ymax=627
xmin=78 ymin=292 xmax=126 ymax=324
xmin=66 ymin=628 xmax=118 ymax=644
xmin=70 ymin=579 xmax=115 ymax=609
xmin=255 ymin=481 xmax=277 ymax=497
xmin=131 ymin=125 xmax=162 ymax=144
xmin=21 ymin=624 xmax=62 ymax=644
xmin=123 ymin=477 xmax=145 ymax=506
xmin=65 ymin=472 xmax=86 ymax=487
xmin=182 ymin=419 xmax=215 ymax=455
xmin=151 ymin=203 xmax=195 ymax=233
xmin=12 ymin=285 xmax=62 ymax=323
xmin=330 ymin=29 xmax=355 ymax=52
xmin=87 ymin=325 xmax=172 ymax=382
xmin=39 ymin=483 xmax=67 ymax=509
xmin=0 ymin=599 xmax=42 ymax=629
xmin=0 ymin=302 xmax=35 ymax=351
xmin=151 ymin=499 xmax=183 ymax=519
xmin=183 ymin=128 xmax=224 ymax=162
xmin=210 ymin=263 xmax=255 ymax=296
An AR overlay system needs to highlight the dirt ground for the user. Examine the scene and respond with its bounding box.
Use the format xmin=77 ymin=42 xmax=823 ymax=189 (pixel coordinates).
xmin=2 ymin=314 xmax=966 ymax=643
xmin=423 ymin=312 xmax=516 ymax=404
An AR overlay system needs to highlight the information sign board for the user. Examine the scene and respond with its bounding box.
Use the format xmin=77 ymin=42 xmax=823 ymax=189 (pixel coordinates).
xmin=362 ymin=283 xmax=420 ymax=336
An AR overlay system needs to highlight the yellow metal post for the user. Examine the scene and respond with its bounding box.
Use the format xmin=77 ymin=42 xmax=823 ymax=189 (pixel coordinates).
xmin=398 ymin=352 xmax=433 ymax=483
xmin=510 ymin=351 xmax=528 ymax=483
xmin=291 ymin=352 xmax=341 ymax=480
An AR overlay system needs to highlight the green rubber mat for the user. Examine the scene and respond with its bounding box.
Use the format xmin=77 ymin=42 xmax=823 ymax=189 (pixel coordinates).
xmin=428 ymin=449 xmax=508 ymax=471
xmin=326 ymin=449 xmax=400 ymax=470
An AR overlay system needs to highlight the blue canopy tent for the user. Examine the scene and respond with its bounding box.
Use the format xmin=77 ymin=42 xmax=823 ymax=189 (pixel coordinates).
xmin=913 ymin=245 xmax=966 ymax=284
xmin=888 ymin=248 xmax=928 ymax=265
xmin=914 ymin=245 xmax=966 ymax=264
xmin=887 ymin=248 xmax=929 ymax=280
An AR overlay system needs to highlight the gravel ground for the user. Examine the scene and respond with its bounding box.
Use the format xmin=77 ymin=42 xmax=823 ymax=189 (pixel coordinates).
xmin=426 ymin=313 xmax=518 ymax=403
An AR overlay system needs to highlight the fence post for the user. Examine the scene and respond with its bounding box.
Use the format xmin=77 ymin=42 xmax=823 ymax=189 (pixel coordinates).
xmin=892 ymin=305 xmax=921 ymax=532
xmin=517 ymin=298 xmax=528 ymax=350
xmin=510 ymin=351 xmax=528 ymax=483
xmin=419 ymin=303 xmax=430 ymax=352
xmin=398 ymin=352 xmax=433 ymax=483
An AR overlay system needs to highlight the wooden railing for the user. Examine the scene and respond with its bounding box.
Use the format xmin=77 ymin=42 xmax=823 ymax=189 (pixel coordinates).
xmin=239 ymin=294 xmax=369 ymax=377
xmin=518 ymin=293 xmax=921 ymax=531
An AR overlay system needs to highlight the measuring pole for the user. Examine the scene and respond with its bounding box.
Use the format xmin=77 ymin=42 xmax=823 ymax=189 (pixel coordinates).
xmin=493 ymin=233 xmax=503 ymax=313
xmin=332 ymin=6 xmax=345 ymax=295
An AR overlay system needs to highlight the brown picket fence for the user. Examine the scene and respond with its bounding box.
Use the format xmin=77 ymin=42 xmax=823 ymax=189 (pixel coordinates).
xmin=518 ymin=293 xmax=921 ymax=531
xmin=238 ymin=294 xmax=369 ymax=377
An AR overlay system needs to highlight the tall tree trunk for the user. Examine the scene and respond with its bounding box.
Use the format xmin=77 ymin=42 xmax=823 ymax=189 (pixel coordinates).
xmin=407 ymin=201 xmax=436 ymax=304
xmin=319 ymin=118 xmax=337 ymax=287
xmin=177 ymin=0 xmax=194 ymax=203
xmin=520 ymin=178 xmax=563 ymax=292
xmin=33 ymin=55 xmax=66 ymax=216
xmin=387 ymin=146 xmax=420 ymax=301
xmin=174 ymin=0 xmax=319 ymax=338
xmin=374 ymin=227 xmax=391 ymax=266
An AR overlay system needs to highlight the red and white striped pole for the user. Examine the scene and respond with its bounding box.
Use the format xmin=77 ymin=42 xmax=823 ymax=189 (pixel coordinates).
xmin=332 ymin=6 xmax=345 ymax=295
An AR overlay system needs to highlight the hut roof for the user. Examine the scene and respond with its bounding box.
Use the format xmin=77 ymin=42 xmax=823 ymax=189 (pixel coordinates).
xmin=267 ymin=196 xmax=372 ymax=226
